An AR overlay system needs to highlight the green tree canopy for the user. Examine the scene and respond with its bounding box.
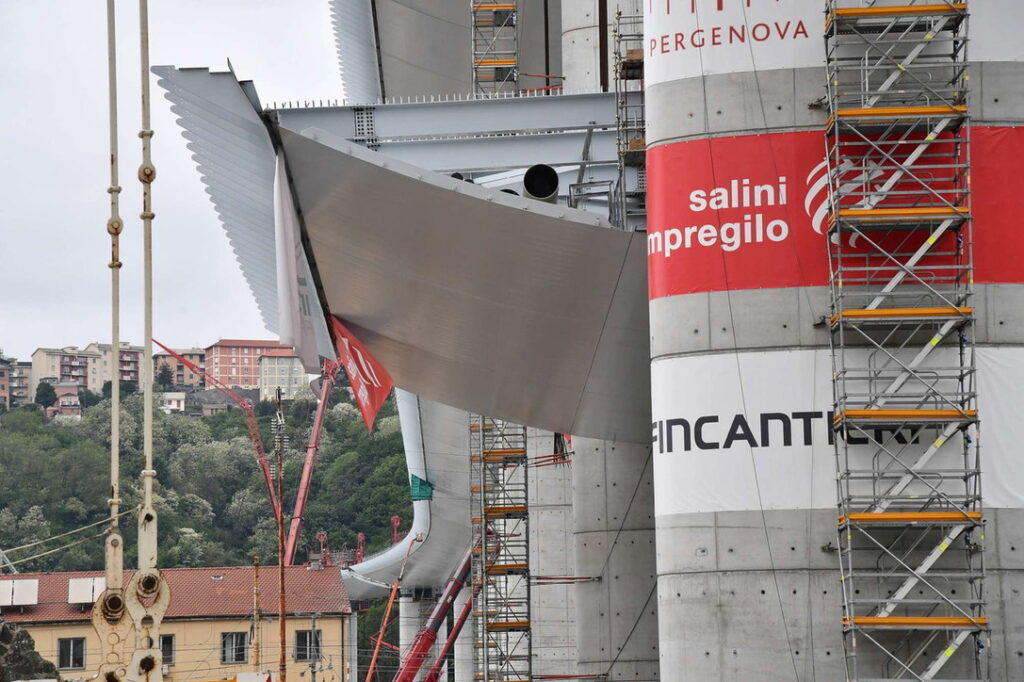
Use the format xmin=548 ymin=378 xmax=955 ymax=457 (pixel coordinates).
xmin=33 ymin=382 xmax=56 ymax=408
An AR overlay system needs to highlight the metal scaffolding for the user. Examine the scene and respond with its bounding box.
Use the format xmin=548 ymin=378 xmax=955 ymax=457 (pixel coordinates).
xmin=472 ymin=2 xmax=519 ymax=96
xmin=825 ymin=2 xmax=987 ymax=679
xmin=612 ymin=11 xmax=646 ymax=229
xmin=470 ymin=416 xmax=532 ymax=681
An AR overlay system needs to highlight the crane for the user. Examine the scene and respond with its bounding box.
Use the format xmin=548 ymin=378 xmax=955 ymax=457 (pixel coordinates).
xmin=284 ymin=358 xmax=342 ymax=564
xmin=154 ymin=340 xmax=348 ymax=565
xmin=153 ymin=340 xmax=282 ymax=525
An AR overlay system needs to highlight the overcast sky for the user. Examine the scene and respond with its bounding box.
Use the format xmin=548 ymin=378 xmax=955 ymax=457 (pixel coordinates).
xmin=0 ymin=1 xmax=340 ymax=360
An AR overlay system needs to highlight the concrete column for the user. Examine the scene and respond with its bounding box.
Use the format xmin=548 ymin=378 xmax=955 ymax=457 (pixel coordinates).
xmin=453 ymin=588 xmax=473 ymax=682
xmin=399 ymin=594 xmax=418 ymax=666
xmin=527 ymin=427 xmax=578 ymax=676
xmin=573 ymin=437 xmax=659 ymax=681
xmin=346 ymin=611 xmax=358 ymax=682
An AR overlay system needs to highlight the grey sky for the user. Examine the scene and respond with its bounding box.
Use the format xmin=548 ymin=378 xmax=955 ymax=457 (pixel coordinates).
xmin=0 ymin=0 xmax=340 ymax=360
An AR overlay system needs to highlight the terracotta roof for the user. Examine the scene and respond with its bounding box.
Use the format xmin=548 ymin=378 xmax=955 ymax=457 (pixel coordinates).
xmin=0 ymin=566 xmax=349 ymax=625
xmin=260 ymin=349 xmax=300 ymax=358
xmin=206 ymin=339 xmax=291 ymax=350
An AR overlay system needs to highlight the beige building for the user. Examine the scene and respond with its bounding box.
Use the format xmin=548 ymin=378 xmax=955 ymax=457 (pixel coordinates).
xmin=258 ymin=350 xmax=313 ymax=401
xmin=82 ymin=341 xmax=144 ymax=389
xmin=30 ymin=347 xmax=100 ymax=399
xmin=2 ymin=566 xmax=352 ymax=682
xmin=29 ymin=342 xmax=143 ymax=400
xmin=155 ymin=347 xmax=207 ymax=388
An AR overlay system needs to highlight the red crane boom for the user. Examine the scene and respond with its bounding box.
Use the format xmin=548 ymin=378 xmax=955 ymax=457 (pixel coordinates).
xmin=284 ymin=358 xmax=342 ymax=565
xmin=153 ymin=339 xmax=281 ymax=525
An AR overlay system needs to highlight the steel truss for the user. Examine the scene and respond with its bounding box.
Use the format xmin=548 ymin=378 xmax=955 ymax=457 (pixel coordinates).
xmin=470 ymin=416 xmax=532 ymax=681
xmin=472 ymin=2 xmax=519 ymax=96
xmin=825 ymin=2 xmax=988 ymax=680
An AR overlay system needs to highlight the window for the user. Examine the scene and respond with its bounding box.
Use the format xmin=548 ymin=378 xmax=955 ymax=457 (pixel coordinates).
xmin=221 ymin=632 xmax=248 ymax=664
xmin=295 ymin=629 xmax=322 ymax=662
xmin=160 ymin=634 xmax=175 ymax=666
xmin=58 ymin=637 xmax=85 ymax=669
xmin=220 ymin=631 xmax=249 ymax=663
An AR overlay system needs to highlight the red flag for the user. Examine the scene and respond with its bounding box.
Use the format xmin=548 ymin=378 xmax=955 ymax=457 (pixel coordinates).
xmin=330 ymin=317 xmax=394 ymax=431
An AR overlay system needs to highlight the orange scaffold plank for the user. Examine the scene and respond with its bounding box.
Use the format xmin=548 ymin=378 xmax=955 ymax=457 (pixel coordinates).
xmin=473 ymin=2 xmax=517 ymax=9
xmin=832 ymin=307 xmax=972 ymax=323
xmin=839 ymin=511 xmax=982 ymax=525
xmin=843 ymin=616 xmax=986 ymax=629
xmin=834 ymin=409 xmax=977 ymax=423
xmin=487 ymin=620 xmax=531 ymax=631
xmin=835 ymin=104 xmax=967 ymax=119
xmin=837 ymin=206 xmax=969 ymax=221
xmin=487 ymin=563 xmax=529 ymax=575
xmin=474 ymin=59 xmax=517 ymax=68
xmin=833 ymin=4 xmax=966 ymax=20
xmin=485 ymin=505 xmax=528 ymax=517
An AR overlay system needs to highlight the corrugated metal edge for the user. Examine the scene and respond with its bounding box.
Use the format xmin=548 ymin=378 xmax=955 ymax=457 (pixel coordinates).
xmin=330 ymin=0 xmax=383 ymax=104
xmin=153 ymin=65 xmax=279 ymax=332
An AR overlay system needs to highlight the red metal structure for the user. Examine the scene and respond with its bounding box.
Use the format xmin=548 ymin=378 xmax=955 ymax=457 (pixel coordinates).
xmin=155 ymin=340 xmax=347 ymax=565
xmin=391 ymin=515 xmax=402 ymax=544
xmin=356 ymin=532 xmax=366 ymax=564
xmin=284 ymin=359 xmax=342 ymax=564
xmin=393 ymin=542 xmax=476 ymax=682
xmin=154 ymin=339 xmax=281 ymax=525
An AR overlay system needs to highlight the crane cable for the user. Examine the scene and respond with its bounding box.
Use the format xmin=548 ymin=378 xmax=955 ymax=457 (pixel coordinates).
xmin=2 ymin=509 xmax=135 ymax=556
xmin=104 ymin=0 xmax=126 ymax=595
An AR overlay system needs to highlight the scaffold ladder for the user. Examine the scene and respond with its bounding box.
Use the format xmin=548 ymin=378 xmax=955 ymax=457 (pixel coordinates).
xmin=472 ymin=2 xmax=519 ymax=96
xmin=612 ymin=11 xmax=646 ymax=229
xmin=470 ymin=416 xmax=532 ymax=681
xmin=825 ymin=2 xmax=987 ymax=680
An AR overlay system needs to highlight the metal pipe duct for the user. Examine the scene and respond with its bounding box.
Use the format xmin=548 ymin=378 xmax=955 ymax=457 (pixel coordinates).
xmin=523 ymin=164 xmax=559 ymax=203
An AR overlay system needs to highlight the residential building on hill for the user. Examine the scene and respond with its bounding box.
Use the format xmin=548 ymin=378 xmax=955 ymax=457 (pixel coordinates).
xmin=82 ymin=342 xmax=143 ymax=388
xmin=30 ymin=347 xmax=100 ymax=399
xmin=29 ymin=342 xmax=143 ymax=400
xmin=154 ymin=347 xmax=206 ymax=388
xmin=205 ymin=339 xmax=291 ymax=389
xmin=1 ymin=565 xmax=353 ymax=681
xmin=46 ymin=383 xmax=82 ymax=421
xmin=259 ymin=349 xmax=313 ymax=401
xmin=10 ymin=360 xmax=32 ymax=408
xmin=0 ymin=356 xmax=10 ymax=410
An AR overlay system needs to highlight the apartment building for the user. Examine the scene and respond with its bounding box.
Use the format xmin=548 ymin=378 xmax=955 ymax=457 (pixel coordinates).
xmin=82 ymin=342 xmax=143 ymax=387
xmin=30 ymin=347 xmax=100 ymax=399
xmin=0 ymin=356 xmax=10 ymax=410
xmin=205 ymin=339 xmax=291 ymax=389
xmin=258 ymin=349 xmax=313 ymax=401
xmin=2 ymin=566 xmax=352 ymax=681
xmin=154 ymin=347 xmax=206 ymax=388
xmin=10 ymin=360 xmax=32 ymax=408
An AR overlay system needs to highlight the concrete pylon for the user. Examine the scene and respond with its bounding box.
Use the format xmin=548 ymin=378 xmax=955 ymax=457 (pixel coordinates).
xmin=453 ymin=588 xmax=472 ymax=682
xmin=573 ymin=437 xmax=659 ymax=681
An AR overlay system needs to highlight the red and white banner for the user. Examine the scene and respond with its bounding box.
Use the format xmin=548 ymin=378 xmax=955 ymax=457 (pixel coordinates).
xmin=331 ymin=316 xmax=394 ymax=432
xmin=647 ymin=126 xmax=1024 ymax=300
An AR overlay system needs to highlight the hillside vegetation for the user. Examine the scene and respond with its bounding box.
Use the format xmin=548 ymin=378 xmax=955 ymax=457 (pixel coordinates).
xmin=0 ymin=387 xmax=412 ymax=572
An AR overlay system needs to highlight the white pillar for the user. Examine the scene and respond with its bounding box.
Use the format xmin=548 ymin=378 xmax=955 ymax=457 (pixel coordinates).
xmin=453 ymin=589 xmax=472 ymax=682
xmin=346 ymin=611 xmax=359 ymax=682
xmin=434 ymin=612 xmax=448 ymax=680
xmin=399 ymin=595 xmax=418 ymax=665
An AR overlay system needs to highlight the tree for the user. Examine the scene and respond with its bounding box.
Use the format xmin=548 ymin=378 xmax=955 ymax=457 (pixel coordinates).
xmin=33 ymin=382 xmax=56 ymax=409
xmin=102 ymin=380 xmax=139 ymax=399
xmin=157 ymin=364 xmax=174 ymax=389
xmin=79 ymin=389 xmax=102 ymax=408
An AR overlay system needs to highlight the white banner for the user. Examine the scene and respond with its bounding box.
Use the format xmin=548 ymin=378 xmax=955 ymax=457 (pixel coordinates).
xmin=644 ymin=1 xmax=1024 ymax=87
xmin=651 ymin=347 xmax=1024 ymax=516
xmin=644 ymin=0 xmax=820 ymax=85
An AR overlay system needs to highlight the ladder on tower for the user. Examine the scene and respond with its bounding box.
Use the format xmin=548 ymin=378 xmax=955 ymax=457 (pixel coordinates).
xmin=471 ymin=2 xmax=519 ymax=96
xmin=469 ymin=416 xmax=532 ymax=681
xmin=825 ymin=2 xmax=987 ymax=680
